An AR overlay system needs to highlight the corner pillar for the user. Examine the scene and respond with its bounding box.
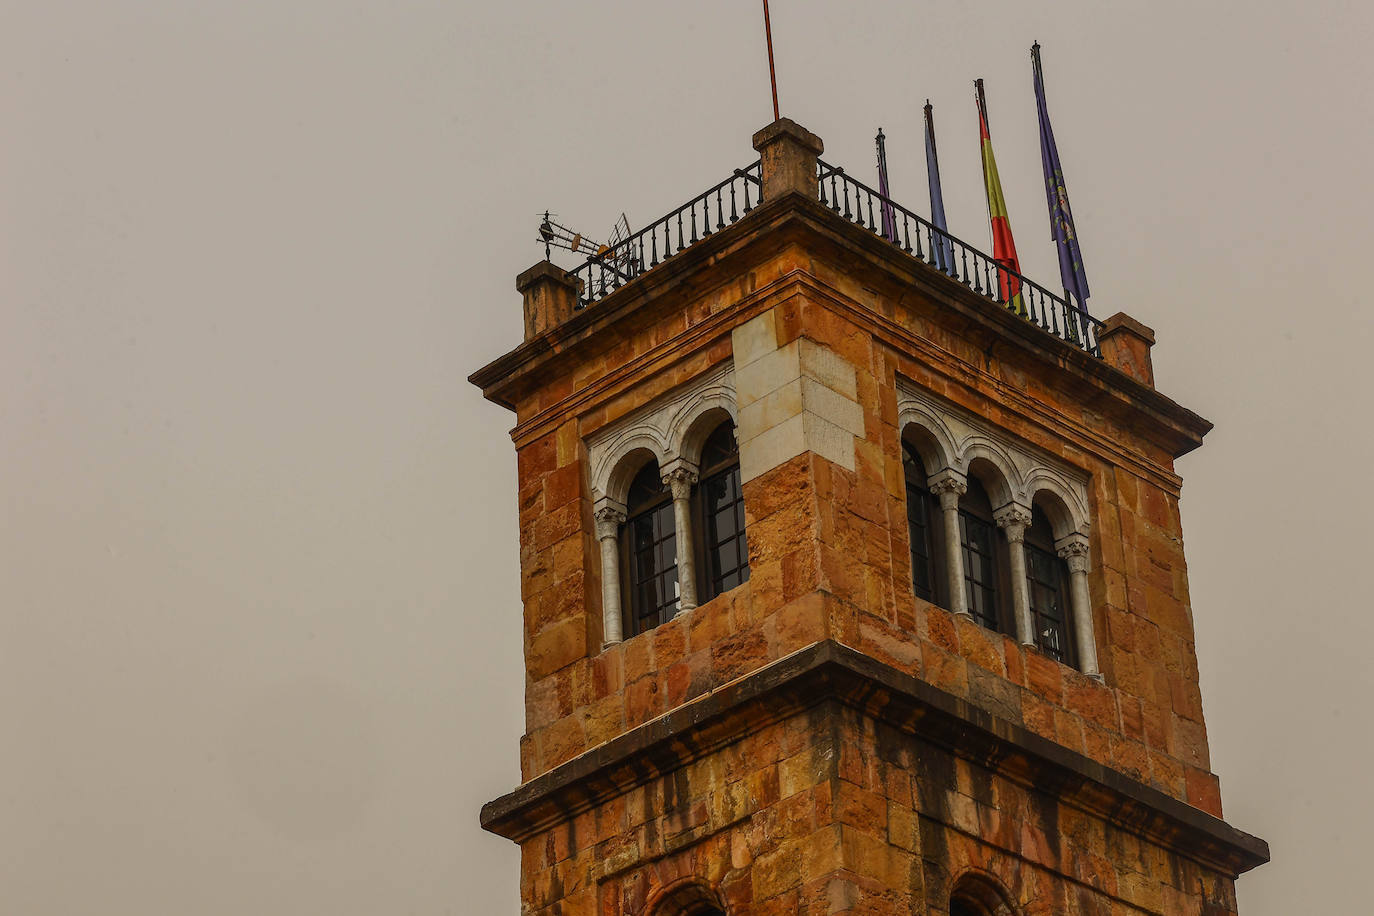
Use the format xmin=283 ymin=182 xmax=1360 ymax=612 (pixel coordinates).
xmin=516 ymin=261 xmax=582 ymax=341
xmin=751 ymin=118 xmax=824 ymax=201
xmin=1098 ymin=312 xmax=1156 ymax=388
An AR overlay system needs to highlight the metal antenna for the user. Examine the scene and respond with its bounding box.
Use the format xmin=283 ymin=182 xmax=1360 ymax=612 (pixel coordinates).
xmin=538 ymin=214 xmax=604 ymax=260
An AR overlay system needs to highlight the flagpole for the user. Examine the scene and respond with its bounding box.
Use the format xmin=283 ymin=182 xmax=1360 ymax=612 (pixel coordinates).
xmin=762 ymin=0 xmax=780 ymax=121
xmin=975 ymin=79 xmax=995 ymax=255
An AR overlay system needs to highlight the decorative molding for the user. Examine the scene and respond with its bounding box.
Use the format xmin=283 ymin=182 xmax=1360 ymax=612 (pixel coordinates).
xmin=897 ymin=375 xmax=1092 ymax=540
xmin=1056 ymin=533 xmax=1091 ymax=574
xmin=586 ymin=361 xmax=736 ymax=506
xmin=662 ymin=466 xmax=699 ymax=501
xmin=993 ymin=503 xmax=1032 ymax=540
xmin=593 ymin=506 xmax=626 ymax=540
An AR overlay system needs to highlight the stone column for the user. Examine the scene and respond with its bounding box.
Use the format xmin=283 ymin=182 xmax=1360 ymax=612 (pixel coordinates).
xmin=928 ymin=470 xmax=969 ymax=618
xmin=995 ymin=503 xmax=1035 ymax=647
xmin=1056 ymin=534 xmax=1101 ymax=679
xmin=661 ymin=463 xmax=700 ymax=615
xmin=594 ymin=502 xmax=627 ymax=648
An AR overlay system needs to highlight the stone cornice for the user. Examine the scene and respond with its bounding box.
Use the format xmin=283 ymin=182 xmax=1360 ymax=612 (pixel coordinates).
xmin=469 ymin=192 xmax=1211 ymax=474
xmin=480 ymin=640 xmax=1269 ymax=879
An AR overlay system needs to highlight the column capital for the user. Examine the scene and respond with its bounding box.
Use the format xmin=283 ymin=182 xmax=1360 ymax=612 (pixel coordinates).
xmin=593 ymin=498 xmax=627 ymax=540
xmin=993 ymin=503 xmax=1032 ymax=541
xmin=660 ymin=459 xmax=700 ymax=501
xmin=1056 ymin=532 xmax=1091 ymax=573
xmin=927 ymin=469 xmax=967 ymax=509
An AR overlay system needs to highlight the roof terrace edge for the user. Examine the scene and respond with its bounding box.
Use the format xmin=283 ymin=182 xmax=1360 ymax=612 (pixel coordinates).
xmin=468 ymin=191 xmax=1212 ymax=458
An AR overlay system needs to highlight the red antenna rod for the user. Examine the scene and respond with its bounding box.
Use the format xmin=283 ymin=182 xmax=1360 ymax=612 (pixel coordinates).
xmin=762 ymin=0 xmax=780 ymax=120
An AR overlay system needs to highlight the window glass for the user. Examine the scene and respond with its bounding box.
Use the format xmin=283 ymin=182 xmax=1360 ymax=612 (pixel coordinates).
xmin=1025 ymin=505 xmax=1075 ymax=665
xmin=959 ymin=477 xmax=1008 ymax=634
xmin=903 ymin=443 xmax=940 ymax=605
xmin=699 ymin=422 xmax=749 ymax=600
xmin=624 ymin=460 xmax=678 ymax=634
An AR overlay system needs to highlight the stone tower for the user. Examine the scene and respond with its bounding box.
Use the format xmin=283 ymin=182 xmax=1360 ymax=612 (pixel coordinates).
xmin=471 ymin=120 xmax=1267 ymax=915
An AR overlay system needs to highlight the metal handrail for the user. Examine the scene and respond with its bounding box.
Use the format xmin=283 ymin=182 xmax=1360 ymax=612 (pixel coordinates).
xmin=816 ymin=159 xmax=1103 ymax=356
xmin=569 ymin=161 xmax=763 ymax=309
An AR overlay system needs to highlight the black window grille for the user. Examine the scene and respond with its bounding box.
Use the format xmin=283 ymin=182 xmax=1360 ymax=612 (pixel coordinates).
xmin=623 ymin=460 xmax=678 ymax=635
xmin=697 ymin=422 xmax=749 ymax=601
xmin=1025 ymin=505 xmax=1075 ymax=666
xmin=959 ymin=477 xmax=1012 ymax=635
xmin=902 ymin=443 xmax=942 ymax=606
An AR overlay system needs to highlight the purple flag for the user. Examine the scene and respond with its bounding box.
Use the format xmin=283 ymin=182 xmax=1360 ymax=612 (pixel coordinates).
xmin=1033 ymin=43 xmax=1091 ymax=324
xmin=923 ymin=101 xmax=955 ymax=273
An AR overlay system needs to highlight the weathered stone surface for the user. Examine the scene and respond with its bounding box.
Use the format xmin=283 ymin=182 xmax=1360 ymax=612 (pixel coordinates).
xmin=470 ymin=135 xmax=1261 ymax=914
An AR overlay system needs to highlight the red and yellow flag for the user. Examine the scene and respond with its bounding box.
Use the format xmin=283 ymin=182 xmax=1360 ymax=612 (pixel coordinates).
xmin=976 ymin=79 xmax=1024 ymax=315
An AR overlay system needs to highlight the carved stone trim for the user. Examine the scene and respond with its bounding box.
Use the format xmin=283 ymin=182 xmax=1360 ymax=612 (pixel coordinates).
xmin=927 ymin=469 xmax=968 ymax=510
xmin=585 ymin=361 xmax=736 ymax=506
xmin=661 ymin=465 xmax=699 ymax=501
xmin=896 ymin=376 xmax=1091 ymax=541
xmin=993 ymin=503 xmax=1032 ymax=541
xmin=594 ymin=504 xmax=626 ymax=541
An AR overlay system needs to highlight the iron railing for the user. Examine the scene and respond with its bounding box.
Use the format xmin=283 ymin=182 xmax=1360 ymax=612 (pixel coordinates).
xmin=569 ymin=161 xmax=763 ymax=309
xmin=816 ymin=159 xmax=1103 ymax=356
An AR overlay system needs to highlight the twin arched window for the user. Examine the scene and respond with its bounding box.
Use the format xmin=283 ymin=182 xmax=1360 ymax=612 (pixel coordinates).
xmin=620 ymin=420 xmax=749 ymax=638
xmin=903 ymin=440 xmax=1080 ymax=668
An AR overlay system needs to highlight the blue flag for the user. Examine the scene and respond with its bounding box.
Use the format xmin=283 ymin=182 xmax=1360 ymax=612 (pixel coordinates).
xmin=923 ymin=101 xmax=955 ymax=273
xmin=1032 ymin=43 xmax=1091 ymax=323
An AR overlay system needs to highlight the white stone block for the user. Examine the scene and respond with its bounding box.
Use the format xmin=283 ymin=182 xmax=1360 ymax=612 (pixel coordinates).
xmin=800 ymin=377 xmax=864 ymax=438
xmin=731 ymin=309 xmax=780 ymax=369
xmin=799 ymin=339 xmax=858 ymax=401
xmin=739 ymin=412 xmax=807 ymax=483
xmin=734 ymin=340 xmax=801 ymax=409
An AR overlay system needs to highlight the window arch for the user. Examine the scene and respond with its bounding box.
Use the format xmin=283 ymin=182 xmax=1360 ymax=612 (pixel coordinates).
xmin=949 ymin=873 xmax=1017 ymax=916
xmin=1024 ymin=503 xmax=1075 ymax=665
xmin=649 ymin=879 xmax=727 ymax=916
xmin=958 ymin=476 xmax=1013 ymax=636
xmin=694 ymin=419 xmax=749 ymax=602
xmin=623 ymin=459 xmax=679 ymax=636
xmin=902 ymin=441 xmax=944 ymax=608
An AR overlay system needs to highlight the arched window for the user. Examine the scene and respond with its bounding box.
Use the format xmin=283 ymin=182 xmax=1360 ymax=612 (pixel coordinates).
xmin=903 ymin=442 xmax=943 ymax=607
xmin=623 ymin=460 xmax=679 ymax=636
xmin=958 ymin=477 xmax=1012 ymax=635
xmin=1024 ymin=504 xmax=1075 ymax=665
xmin=695 ymin=420 xmax=749 ymax=602
xmin=949 ymin=873 xmax=1016 ymax=916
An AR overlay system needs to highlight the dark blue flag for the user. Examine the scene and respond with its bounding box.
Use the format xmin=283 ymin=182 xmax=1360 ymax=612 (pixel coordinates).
xmin=923 ymin=101 xmax=955 ymax=273
xmin=1033 ymin=43 xmax=1091 ymax=324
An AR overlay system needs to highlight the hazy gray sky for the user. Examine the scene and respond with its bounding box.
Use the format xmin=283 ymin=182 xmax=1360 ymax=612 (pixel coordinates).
xmin=3 ymin=1 xmax=1369 ymax=912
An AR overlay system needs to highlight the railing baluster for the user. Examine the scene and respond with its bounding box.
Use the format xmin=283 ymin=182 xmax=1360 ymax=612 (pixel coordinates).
xmin=566 ymin=158 xmax=1103 ymax=354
